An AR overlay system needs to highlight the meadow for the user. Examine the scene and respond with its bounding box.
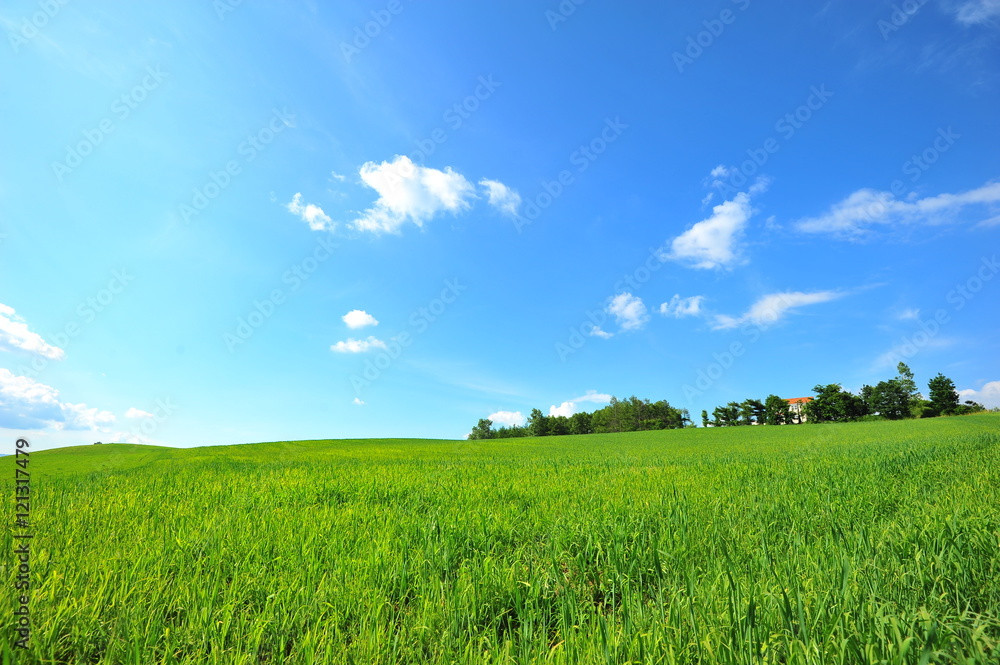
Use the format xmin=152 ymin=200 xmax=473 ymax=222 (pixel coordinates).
xmin=2 ymin=415 xmax=999 ymax=664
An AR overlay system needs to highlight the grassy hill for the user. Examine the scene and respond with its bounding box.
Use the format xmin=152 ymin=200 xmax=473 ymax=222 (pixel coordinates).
xmin=2 ymin=415 xmax=999 ymax=663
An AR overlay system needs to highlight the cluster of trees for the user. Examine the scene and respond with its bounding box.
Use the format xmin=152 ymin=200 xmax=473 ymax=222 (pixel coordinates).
xmin=700 ymin=394 xmax=800 ymax=427
xmin=703 ymin=363 xmax=986 ymax=427
xmin=469 ymin=396 xmax=692 ymax=440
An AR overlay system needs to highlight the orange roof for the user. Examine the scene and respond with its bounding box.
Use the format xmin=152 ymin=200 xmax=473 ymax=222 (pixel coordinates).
xmin=785 ymin=397 xmax=813 ymax=404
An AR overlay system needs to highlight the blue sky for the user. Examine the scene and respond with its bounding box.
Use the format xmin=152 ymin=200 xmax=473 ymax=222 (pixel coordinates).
xmin=2 ymin=0 xmax=999 ymax=450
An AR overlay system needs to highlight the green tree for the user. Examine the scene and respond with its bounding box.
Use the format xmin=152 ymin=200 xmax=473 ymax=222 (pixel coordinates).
xmin=927 ymin=373 xmax=960 ymax=416
xmin=763 ymin=395 xmax=790 ymax=425
xmin=569 ymin=411 xmax=592 ymax=435
xmin=469 ymin=418 xmax=494 ymax=440
xmin=701 ymin=410 xmax=710 ymax=428
xmin=870 ymin=380 xmax=910 ymax=420
xmin=527 ymin=408 xmax=549 ymax=437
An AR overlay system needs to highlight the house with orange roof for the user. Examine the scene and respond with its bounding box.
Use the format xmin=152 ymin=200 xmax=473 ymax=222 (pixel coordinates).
xmin=785 ymin=396 xmax=813 ymax=423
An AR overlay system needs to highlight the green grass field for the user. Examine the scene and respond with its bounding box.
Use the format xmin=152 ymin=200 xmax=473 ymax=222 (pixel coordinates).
xmin=3 ymin=415 xmax=999 ymax=664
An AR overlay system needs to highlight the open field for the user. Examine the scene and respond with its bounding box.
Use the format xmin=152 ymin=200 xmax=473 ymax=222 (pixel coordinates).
xmin=3 ymin=415 xmax=1000 ymax=664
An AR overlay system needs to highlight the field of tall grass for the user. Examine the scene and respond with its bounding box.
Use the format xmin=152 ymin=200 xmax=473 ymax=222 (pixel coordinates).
xmin=3 ymin=415 xmax=999 ymax=663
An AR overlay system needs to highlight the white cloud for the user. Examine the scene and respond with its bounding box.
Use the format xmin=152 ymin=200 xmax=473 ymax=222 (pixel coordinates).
xmin=660 ymin=294 xmax=705 ymax=318
xmin=549 ymin=390 xmax=612 ymax=418
xmin=795 ymin=181 xmax=1000 ymax=236
xmin=710 ymin=164 xmax=729 ymax=178
xmin=330 ymin=171 xmax=346 ymax=182
xmin=954 ymin=0 xmax=1000 ymax=24
xmin=589 ymin=326 xmax=613 ymax=339
xmin=549 ymin=401 xmax=575 ymax=418
xmin=125 ymin=407 xmax=154 ymax=419
xmin=668 ymin=192 xmax=754 ymax=269
xmin=0 ymin=368 xmax=114 ymax=431
xmin=573 ymin=390 xmax=612 ymax=404
xmin=959 ymin=381 xmax=1000 ymax=408
xmin=712 ymin=291 xmax=842 ymax=330
xmin=607 ymin=293 xmax=649 ymax=332
xmin=352 ymin=155 xmax=476 ymax=233
xmin=287 ymin=193 xmax=335 ymax=231
xmin=897 ymin=308 xmax=920 ymax=321
xmin=480 ymin=179 xmax=521 ymax=217
xmin=352 ymin=397 xmax=365 ymax=405
xmin=342 ymin=309 xmax=379 ymax=329
xmin=0 ymin=303 xmax=65 ymax=361
xmin=330 ymin=336 xmax=387 ymax=353
xmin=488 ymin=410 xmax=525 ymax=427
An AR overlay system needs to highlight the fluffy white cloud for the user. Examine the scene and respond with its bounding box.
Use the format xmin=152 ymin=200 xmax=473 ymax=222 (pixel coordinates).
xmin=0 ymin=368 xmax=114 ymax=431
xmin=607 ymin=293 xmax=649 ymax=331
xmin=488 ymin=410 xmax=525 ymax=426
xmin=668 ymin=192 xmax=753 ymax=269
xmin=330 ymin=336 xmax=387 ymax=353
xmin=352 ymin=397 xmax=365 ymax=405
xmin=549 ymin=401 xmax=575 ymax=418
xmin=713 ymin=291 xmax=841 ymax=330
xmin=548 ymin=391 xmax=612 ymax=418
xmin=352 ymin=156 xmax=477 ymax=233
xmin=480 ymin=179 xmax=521 ymax=217
xmin=125 ymin=407 xmax=154 ymax=419
xmin=589 ymin=326 xmax=613 ymax=339
xmin=287 ymin=193 xmax=334 ymax=231
xmin=954 ymin=0 xmax=1000 ymax=24
xmin=0 ymin=303 xmax=65 ymax=360
xmin=795 ymin=181 xmax=1000 ymax=236
xmin=660 ymin=294 xmax=705 ymax=318
xmin=959 ymin=381 xmax=1000 ymax=408
xmin=342 ymin=309 xmax=379 ymax=329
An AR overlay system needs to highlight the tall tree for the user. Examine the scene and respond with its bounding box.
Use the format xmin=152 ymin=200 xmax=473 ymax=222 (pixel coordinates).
xmin=469 ymin=418 xmax=494 ymax=440
xmin=527 ymin=408 xmax=549 ymax=437
xmin=763 ymin=394 xmax=790 ymax=425
xmin=701 ymin=410 xmax=710 ymax=428
xmin=927 ymin=373 xmax=960 ymax=416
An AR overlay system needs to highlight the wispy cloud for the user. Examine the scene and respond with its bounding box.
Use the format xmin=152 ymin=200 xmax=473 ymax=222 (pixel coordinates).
xmin=660 ymin=294 xmax=705 ymax=318
xmin=953 ymin=0 xmax=1000 ymax=25
xmin=0 ymin=303 xmax=65 ymax=361
xmin=795 ymin=181 xmax=1000 ymax=237
xmin=330 ymin=336 xmax=387 ymax=353
xmin=287 ymin=193 xmax=335 ymax=231
xmin=713 ymin=291 xmax=842 ymax=330
xmin=479 ymin=179 xmax=521 ymax=217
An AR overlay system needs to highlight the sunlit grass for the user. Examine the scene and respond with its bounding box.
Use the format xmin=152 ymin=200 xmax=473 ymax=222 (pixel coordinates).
xmin=2 ymin=415 xmax=999 ymax=663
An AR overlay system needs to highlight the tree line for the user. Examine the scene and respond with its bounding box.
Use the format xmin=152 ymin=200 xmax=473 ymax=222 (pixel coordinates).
xmin=703 ymin=363 xmax=987 ymax=427
xmin=468 ymin=396 xmax=692 ymax=440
